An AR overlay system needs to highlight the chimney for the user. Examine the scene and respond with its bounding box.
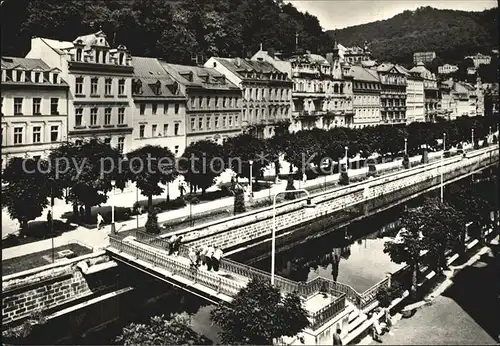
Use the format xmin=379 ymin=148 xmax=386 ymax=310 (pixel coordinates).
xmin=236 ymin=57 xmax=241 ymax=67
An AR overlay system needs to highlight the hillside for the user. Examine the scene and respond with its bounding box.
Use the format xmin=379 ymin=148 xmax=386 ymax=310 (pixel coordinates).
xmin=327 ymin=6 xmax=498 ymax=65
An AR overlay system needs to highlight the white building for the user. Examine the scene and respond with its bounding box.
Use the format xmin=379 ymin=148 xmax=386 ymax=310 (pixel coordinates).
xmin=403 ymin=69 xmax=425 ymax=123
xmin=437 ymin=64 xmax=459 ymax=75
xmin=1 ymin=56 xmax=69 ymax=167
xmin=26 ymin=31 xmax=135 ymax=153
xmin=465 ymin=53 xmax=492 ymax=68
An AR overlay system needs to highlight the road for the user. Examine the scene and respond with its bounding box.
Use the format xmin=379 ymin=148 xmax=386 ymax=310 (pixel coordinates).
xmin=375 ymin=242 xmax=499 ymax=345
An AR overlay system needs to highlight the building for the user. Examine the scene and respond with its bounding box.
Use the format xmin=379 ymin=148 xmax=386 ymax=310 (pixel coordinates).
xmin=130 ymin=57 xmax=187 ymax=156
xmin=437 ymin=64 xmax=459 ymax=75
xmin=465 ymin=53 xmax=492 ymax=68
xmin=440 ymin=79 xmax=481 ymax=119
xmin=1 ymin=57 xmax=69 ymax=167
xmin=467 ymin=67 xmax=477 ymax=75
xmin=438 ymin=80 xmax=456 ymax=120
xmin=349 ymin=66 xmax=381 ymax=127
xmin=161 ymin=62 xmax=242 ymax=147
xmin=401 ymin=67 xmax=425 ymax=123
xmin=376 ymin=63 xmax=408 ymax=124
xmin=484 ymin=83 xmax=499 ymax=116
xmin=336 ymin=42 xmax=373 ymax=64
xmin=26 ymin=31 xmax=135 ymax=153
xmin=409 ymin=63 xmax=439 ymax=122
xmin=413 ymin=51 xmax=436 ymax=65
xmin=205 ymin=56 xmax=293 ymax=138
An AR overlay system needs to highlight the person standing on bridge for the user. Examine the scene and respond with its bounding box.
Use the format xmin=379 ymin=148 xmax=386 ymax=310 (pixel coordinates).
xmin=96 ymin=212 xmax=104 ymax=230
xmin=199 ymin=245 xmax=208 ymax=268
xmin=168 ymin=234 xmax=178 ymax=255
xmin=213 ymin=247 xmax=223 ymax=272
xmin=332 ymin=328 xmax=342 ymax=345
xmin=188 ymin=247 xmax=197 ymax=269
xmin=173 ymin=235 xmax=183 ymax=256
xmin=206 ymin=245 xmax=215 ymax=271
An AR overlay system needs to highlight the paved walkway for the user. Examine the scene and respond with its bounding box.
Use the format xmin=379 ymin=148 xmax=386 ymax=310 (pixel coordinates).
xmin=1 ymin=149 xmax=450 ymax=261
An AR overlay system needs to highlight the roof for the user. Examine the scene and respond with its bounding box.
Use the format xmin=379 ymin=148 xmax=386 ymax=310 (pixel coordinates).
xmin=131 ymin=57 xmax=185 ymax=98
xmin=349 ymin=66 xmax=380 ymax=82
xmin=74 ymin=31 xmax=108 ymax=46
xmin=160 ymin=62 xmax=240 ymax=91
xmin=39 ymin=37 xmax=74 ymax=55
xmin=1 ymin=56 xmax=50 ymax=70
xmin=213 ymin=57 xmax=287 ymax=80
xmin=377 ymin=63 xmax=409 ymax=75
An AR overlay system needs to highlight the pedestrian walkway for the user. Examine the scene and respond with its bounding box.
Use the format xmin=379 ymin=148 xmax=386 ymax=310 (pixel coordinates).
xmin=0 ymin=149 xmax=451 ymax=261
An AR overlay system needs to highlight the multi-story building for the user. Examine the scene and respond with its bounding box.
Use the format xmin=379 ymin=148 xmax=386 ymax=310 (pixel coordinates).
xmin=438 ymin=80 xmax=456 ymax=120
xmin=376 ymin=63 xmax=408 ymax=124
xmin=484 ymin=83 xmax=499 ymax=116
xmin=437 ymin=64 xmax=459 ymax=75
xmin=130 ymin=57 xmax=187 ymax=156
xmin=161 ymin=62 xmax=242 ymax=147
xmin=26 ymin=31 xmax=135 ymax=153
xmin=465 ymin=53 xmax=492 ymax=68
xmin=336 ymin=42 xmax=373 ymax=64
xmin=413 ymin=51 xmax=436 ymax=65
xmin=1 ymin=57 xmax=69 ymax=167
xmin=440 ymin=79 xmax=480 ymax=119
xmin=205 ymin=56 xmax=293 ymax=138
xmin=349 ymin=66 xmax=381 ymax=127
xmin=401 ymin=67 xmax=425 ymax=123
xmin=410 ymin=63 xmax=439 ymax=122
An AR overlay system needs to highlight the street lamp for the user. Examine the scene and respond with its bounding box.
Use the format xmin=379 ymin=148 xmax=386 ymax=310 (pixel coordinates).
xmin=111 ymin=179 xmax=116 ymax=234
xmin=249 ymin=160 xmax=254 ymax=201
xmin=404 ymin=138 xmax=408 ymax=156
xmin=271 ymin=189 xmax=316 ymax=285
xmin=440 ymin=133 xmax=446 ymax=203
xmin=471 ymin=128 xmax=474 ymax=149
xmin=344 ymin=146 xmax=348 ymax=173
xmin=49 ymin=177 xmax=55 ymax=263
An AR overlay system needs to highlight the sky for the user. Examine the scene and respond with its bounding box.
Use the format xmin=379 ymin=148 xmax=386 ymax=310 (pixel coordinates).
xmin=287 ymin=0 xmax=498 ymax=30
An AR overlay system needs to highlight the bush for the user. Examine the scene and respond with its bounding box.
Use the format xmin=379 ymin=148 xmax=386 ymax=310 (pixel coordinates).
xmin=402 ymin=155 xmax=410 ymax=169
xmin=251 ymin=197 xmax=273 ymax=209
xmin=338 ymin=172 xmax=349 ymax=185
xmin=493 ymin=135 xmax=498 ymax=144
xmin=421 ymin=150 xmax=429 ymax=164
xmin=284 ymin=176 xmax=296 ymax=200
xmin=482 ymin=137 xmax=489 ymax=147
xmin=443 ymin=150 xmax=451 ymax=158
xmin=156 ymin=198 xmax=187 ymax=211
xmin=367 ymin=164 xmax=377 ymax=177
xmin=376 ymin=282 xmax=404 ymax=308
xmin=145 ymin=208 xmax=160 ymax=234
xmin=234 ymin=189 xmax=246 ymax=214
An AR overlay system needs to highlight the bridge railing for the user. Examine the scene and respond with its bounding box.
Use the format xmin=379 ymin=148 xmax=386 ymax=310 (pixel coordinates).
xmin=310 ymin=293 xmax=347 ymax=331
xmin=109 ymin=235 xmax=246 ymax=297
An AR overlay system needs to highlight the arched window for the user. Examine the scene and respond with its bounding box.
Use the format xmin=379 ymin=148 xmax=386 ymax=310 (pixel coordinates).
xmin=340 ymin=84 xmax=344 ymax=94
xmin=334 ymin=84 xmax=339 ymax=93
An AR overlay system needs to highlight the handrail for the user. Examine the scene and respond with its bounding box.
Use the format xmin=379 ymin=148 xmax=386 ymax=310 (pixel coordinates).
xmin=310 ymin=293 xmax=346 ymax=331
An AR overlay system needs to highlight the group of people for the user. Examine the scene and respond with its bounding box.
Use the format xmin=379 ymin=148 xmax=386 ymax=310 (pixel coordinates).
xmin=166 ymin=234 xmax=224 ymax=272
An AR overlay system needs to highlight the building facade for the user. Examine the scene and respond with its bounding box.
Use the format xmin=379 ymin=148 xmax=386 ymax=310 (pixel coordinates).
xmin=404 ymin=71 xmax=425 ymax=123
xmin=161 ymin=62 xmax=242 ymax=147
xmin=484 ymin=83 xmax=499 ymax=116
xmin=1 ymin=57 xmax=69 ymax=167
xmin=130 ymin=57 xmax=187 ymax=156
xmin=376 ymin=63 xmax=408 ymax=125
xmin=26 ymin=31 xmax=135 ymax=153
xmin=205 ymin=56 xmax=293 ymax=138
xmin=413 ymin=51 xmax=436 ymax=65
xmin=465 ymin=53 xmax=492 ymax=68
xmin=438 ymin=80 xmax=456 ymax=120
xmin=410 ymin=63 xmax=439 ymax=122
xmin=349 ymin=66 xmax=381 ymax=127
xmin=437 ymin=64 xmax=459 ymax=75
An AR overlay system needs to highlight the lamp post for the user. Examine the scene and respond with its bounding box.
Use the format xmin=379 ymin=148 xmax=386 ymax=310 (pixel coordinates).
xmin=111 ymin=179 xmax=116 ymax=234
xmin=440 ymin=133 xmax=446 ymax=203
xmin=471 ymin=128 xmax=474 ymax=149
xmin=249 ymin=160 xmax=254 ymax=201
xmin=271 ymin=189 xmax=316 ymax=285
xmin=49 ymin=177 xmax=55 ymax=263
xmin=136 ymin=184 xmax=139 ymax=229
xmin=344 ymin=146 xmax=348 ymax=173
xmin=404 ymin=138 xmax=408 ymax=156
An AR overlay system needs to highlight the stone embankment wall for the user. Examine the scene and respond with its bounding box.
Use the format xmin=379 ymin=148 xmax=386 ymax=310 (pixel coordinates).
xmin=2 ymin=252 xmax=118 ymax=326
xmin=162 ymin=147 xmax=497 ymax=251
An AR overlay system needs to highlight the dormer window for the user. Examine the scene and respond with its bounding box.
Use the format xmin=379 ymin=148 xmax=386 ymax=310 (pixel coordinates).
xmin=96 ymin=50 xmax=101 ymax=64
xmin=180 ymin=72 xmax=193 ymax=82
xmin=132 ymin=79 xmax=143 ymax=94
xmin=153 ymin=80 xmax=162 ymax=95
xmin=15 ymin=70 xmax=23 ymax=82
xmin=76 ymin=49 xmax=82 ymax=62
xmin=52 ymin=73 xmax=58 ymax=84
xmin=119 ymin=53 xmax=124 ymax=65
xmin=167 ymin=81 xmax=179 ymax=95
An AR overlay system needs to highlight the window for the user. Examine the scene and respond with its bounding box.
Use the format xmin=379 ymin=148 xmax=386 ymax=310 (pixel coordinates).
xmin=206 ymin=117 xmax=211 ymax=129
xmin=117 ymin=137 xmax=124 ymax=153
xmin=163 ymin=124 xmax=169 ymax=136
xmin=198 ymin=117 xmax=203 ymax=130
xmin=223 ymin=97 xmax=227 ymax=107
xmin=75 ymin=108 xmax=83 ymax=126
xmin=14 ymin=98 xmax=23 ymax=115
xmin=75 ymin=77 xmax=84 ymax=94
xmin=32 ymin=98 xmax=41 ymax=115
xmin=235 ymin=115 xmax=239 ymax=124
xmin=32 ymin=126 xmax=41 ymax=143
xmin=152 ymin=124 xmax=157 ymax=136
xmin=118 ymin=79 xmax=125 ymax=95
xmin=105 ymin=78 xmax=112 ymax=95
xmin=90 ymin=78 xmax=98 ymax=94
xmin=140 ymin=104 xmax=145 ymax=115
xmin=191 ymin=98 xmax=195 ymax=108
xmin=174 ymin=123 xmax=179 ymax=135
xmin=104 ymin=108 xmax=111 ymax=125
xmin=50 ymin=126 xmax=59 ymax=142
xmin=90 ymin=108 xmax=98 ymax=125
xmin=104 ymin=138 xmax=111 ymax=145
xmin=215 ymin=97 xmax=219 ymax=108
xmin=139 ymin=125 xmax=145 ymax=138
xmin=243 ymin=109 xmax=247 ymax=120
xmin=207 ymin=97 xmax=211 ymax=108
xmin=118 ymin=108 xmax=125 ymax=124
xmin=228 ymin=116 xmax=233 ymax=126
xmin=52 ymin=73 xmax=58 ymax=84
xmin=174 ymin=145 xmax=179 ymax=155
xmin=49 ymin=98 xmax=58 ymax=115
xmin=190 ymin=118 xmax=195 ymax=130
xmin=76 ymin=49 xmax=82 ymax=62
xmin=174 ymin=103 xmax=179 ymax=114
xmin=198 ymin=97 xmax=202 ymax=108
xmin=214 ymin=116 xmax=219 ymax=128
xmin=14 ymin=127 xmax=23 ymax=144
xmin=164 ymin=103 xmax=169 ymax=114
xmin=222 ymin=116 xmax=227 ymax=127
xmin=152 ymin=103 xmax=157 ymax=115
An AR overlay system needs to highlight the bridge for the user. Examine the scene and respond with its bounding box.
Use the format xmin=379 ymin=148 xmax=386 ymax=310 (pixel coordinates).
xmin=107 ymin=145 xmax=498 ymax=334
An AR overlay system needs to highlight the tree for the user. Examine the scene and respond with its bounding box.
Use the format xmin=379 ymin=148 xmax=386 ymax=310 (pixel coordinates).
xmin=49 ymin=139 xmax=125 ymax=220
xmin=127 ymin=145 xmax=178 ymax=209
xmin=233 ymin=183 xmax=246 ymax=214
xmin=283 ymin=131 xmax=320 ymax=176
xmin=2 ymin=158 xmax=59 ymax=235
xmin=116 ymin=313 xmax=211 ymax=345
xmin=145 ymin=207 xmax=160 ymax=234
xmin=210 ymin=279 xmax=309 ymax=344
xmin=180 ymin=140 xmax=224 ymax=196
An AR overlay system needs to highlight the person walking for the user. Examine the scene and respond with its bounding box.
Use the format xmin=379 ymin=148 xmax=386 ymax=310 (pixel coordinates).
xmin=47 ymin=210 xmax=53 ymax=231
xmin=96 ymin=212 xmax=104 ymax=230
xmin=188 ymin=247 xmax=197 ymax=269
xmin=173 ymin=235 xmax=183 ymax=256
xmin=167 ymin=234 xmax=178 ymax=255
xmin=213 ymin=247 xmax=223 ymax=272
xmin=199 ymin=245 xmax=208 ymax=268
xmin=332 ymin=328 xmax=343 ymax=345
xmin=206 ymin=245 xmax=215 ymax=271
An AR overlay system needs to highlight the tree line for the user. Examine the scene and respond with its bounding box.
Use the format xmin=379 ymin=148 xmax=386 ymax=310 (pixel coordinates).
xmin=2 ymin=115 xmax=497 ymax=233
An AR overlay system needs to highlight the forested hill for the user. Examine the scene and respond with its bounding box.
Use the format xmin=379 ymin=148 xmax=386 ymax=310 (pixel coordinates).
xmin=1 ymin=0 xmax=334 ymax=64
xmin=327 ymin=6 xmax=498 ymax=65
